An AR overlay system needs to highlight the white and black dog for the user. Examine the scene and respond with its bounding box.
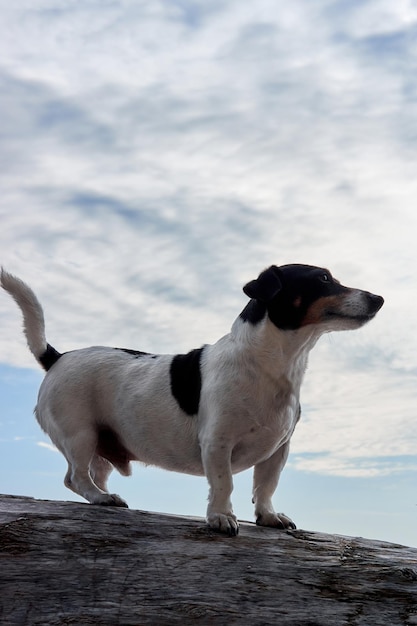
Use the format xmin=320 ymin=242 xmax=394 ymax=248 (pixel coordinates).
xmin=1 ymin=264 xmax=383 ymax=535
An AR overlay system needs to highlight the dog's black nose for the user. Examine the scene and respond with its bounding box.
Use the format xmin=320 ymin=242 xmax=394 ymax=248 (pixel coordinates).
xmin=369 ymin=293 xmax=384 ymax=312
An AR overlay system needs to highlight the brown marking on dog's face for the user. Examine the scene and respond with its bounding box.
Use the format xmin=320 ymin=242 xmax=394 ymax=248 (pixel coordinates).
xmin=300 ymin=293 xmax=351 ymax=326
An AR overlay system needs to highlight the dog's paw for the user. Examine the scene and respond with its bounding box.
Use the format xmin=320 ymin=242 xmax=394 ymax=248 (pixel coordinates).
xmin=207 ymin=512 xmax=239 ymax=536
xmin=256 ymin=511 xmax=296 ymax=529
xmin=94 ymin=493 xmax=129 ymax=508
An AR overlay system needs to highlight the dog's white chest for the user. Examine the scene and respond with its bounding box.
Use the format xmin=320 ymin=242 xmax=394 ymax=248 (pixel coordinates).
xmin=225 ymin=375 xmax=301 ymax=472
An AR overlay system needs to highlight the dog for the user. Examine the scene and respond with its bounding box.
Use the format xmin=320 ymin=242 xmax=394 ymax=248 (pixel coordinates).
xmin=1 ymin=264 xmax=383 ymax=535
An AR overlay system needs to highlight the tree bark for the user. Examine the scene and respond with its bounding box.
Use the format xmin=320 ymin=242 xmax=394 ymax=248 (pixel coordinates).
xmin=1 ymin=494 xmax=416 ymax=625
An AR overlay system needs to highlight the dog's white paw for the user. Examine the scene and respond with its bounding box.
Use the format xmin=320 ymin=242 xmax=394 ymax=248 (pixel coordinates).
xmin=93 ymin=493 xmax=129 ymax=508
xmin=256 ymin=511 xmax=296 ymax=529
xmin=207 ymin=512 xmax=239 ymax=536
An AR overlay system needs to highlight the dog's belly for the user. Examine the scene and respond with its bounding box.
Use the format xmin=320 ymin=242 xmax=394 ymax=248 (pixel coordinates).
xmin=120 ymin=429 xmax=205 ymax=476
xmin=97 ymin=409 xmax=206 ymax=476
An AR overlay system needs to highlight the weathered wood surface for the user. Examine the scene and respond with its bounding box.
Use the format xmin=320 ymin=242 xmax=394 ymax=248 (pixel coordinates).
xmin=0 ymin=494 xmax=416 ymax=625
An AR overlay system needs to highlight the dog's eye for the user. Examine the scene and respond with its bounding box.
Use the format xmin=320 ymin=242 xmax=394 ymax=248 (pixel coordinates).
xmin=320 ymin=273 xmax=330 ymax=283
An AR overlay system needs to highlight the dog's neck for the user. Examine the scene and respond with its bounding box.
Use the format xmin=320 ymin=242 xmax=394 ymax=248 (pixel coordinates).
xmin=231 ymin=306 xmax=322 ymax=381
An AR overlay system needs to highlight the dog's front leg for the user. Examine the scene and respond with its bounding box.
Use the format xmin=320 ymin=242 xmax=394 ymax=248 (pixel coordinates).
xmin=202 ymin=443 xmax=238 ymax=536
xmin=252 ymin=441 xmax=296 ymax=529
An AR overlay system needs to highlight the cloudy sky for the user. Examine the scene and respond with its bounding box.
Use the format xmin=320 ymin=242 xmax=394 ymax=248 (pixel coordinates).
xmin=1 ymin=0 xmax=416 ymax=547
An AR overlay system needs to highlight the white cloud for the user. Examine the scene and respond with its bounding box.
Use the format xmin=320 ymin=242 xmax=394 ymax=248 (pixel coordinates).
xmin=289 ymin=454 xmax=417 ymax=478
xmin=337 ymin=0 xmax=417 ymax=38
xmin=1 ymin=0 xmax=417 ymax=479
xmin=37 ymin=441 xmax=59 ymax=453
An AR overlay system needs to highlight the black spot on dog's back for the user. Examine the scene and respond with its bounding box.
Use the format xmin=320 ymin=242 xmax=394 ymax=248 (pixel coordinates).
xmin=170 ymin=347 xmax=204 ymax=416
xmin=114 ymin=348 xmax=152 ymax=358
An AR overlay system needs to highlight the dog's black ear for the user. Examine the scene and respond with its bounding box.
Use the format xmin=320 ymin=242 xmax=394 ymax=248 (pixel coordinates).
xmin=243 ymin=266 xmax=282 ymax=302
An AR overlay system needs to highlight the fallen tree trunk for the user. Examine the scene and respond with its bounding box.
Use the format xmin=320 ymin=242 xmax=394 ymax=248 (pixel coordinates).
xmin=0 ymin=494 xmax=416 ymax=625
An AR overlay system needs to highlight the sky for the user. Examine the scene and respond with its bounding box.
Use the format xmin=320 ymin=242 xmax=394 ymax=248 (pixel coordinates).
xmin=0 ymin=0 xmax=416 ymax=547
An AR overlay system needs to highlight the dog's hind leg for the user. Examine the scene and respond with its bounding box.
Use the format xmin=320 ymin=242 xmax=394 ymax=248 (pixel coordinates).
xmin=62 ymin=430 xmax=128 ymax=508
xmin=89 ymin=455 xmax=114 ymax=493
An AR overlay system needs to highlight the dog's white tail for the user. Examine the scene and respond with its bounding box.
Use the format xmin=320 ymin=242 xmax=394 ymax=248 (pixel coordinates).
xmin=1 ymin=268 xmax=61 ymax=370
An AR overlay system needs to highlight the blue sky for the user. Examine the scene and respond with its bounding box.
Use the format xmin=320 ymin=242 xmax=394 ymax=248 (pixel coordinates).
xmin=1 ymin=0 xmax=417 ymax=547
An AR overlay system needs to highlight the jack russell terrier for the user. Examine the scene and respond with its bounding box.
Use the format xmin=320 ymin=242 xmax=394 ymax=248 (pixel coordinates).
xmin=1 ymin=264 xmax=383 ymax=535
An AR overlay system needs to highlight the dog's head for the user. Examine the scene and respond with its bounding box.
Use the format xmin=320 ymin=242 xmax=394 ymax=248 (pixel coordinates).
xmin=242 ymin=264 xmax=384 ymax=332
